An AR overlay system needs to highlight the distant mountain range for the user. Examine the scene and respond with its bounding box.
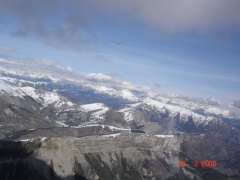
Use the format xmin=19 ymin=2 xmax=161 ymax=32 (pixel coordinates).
xmin=0 ymin=60 xmax=240 ymax=179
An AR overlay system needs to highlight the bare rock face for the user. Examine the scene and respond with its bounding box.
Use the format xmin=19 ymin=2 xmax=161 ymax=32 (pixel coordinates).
xmin=0 ymin=94 xmax=54 ymax=135
xmin=34 ymin=134 xmax=180 ymax=179
xmin=0 ymin=133 xmax=236 ymax=180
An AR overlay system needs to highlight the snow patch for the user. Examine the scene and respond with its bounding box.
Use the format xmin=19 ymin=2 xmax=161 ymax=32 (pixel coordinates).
xmin=75 ymin=124 xmax=130 ymax=131
xmin=80 ymin=103 xmax=106 ymax=112
xmin=41 ymin=137 xmax=47 ymax=141
xmin=155 ymin=135 xmax=174 ymax=138
xmin=28 ymin=128 xmax=37 ymax=131
xmin=102 ymin=133 xmax=121 ymax=138
xmin=56 ymin=121 xmax=69 ymax=127
xmin=19 ymin=138 xmax=34 ymax=142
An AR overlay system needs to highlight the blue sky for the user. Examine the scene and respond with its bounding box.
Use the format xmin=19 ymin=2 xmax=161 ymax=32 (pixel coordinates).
xmin=0 ymin=0 xmax=240 ymax=103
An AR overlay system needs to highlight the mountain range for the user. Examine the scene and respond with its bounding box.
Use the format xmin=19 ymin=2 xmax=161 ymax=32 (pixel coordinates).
xmin=0 ymin=59 xmax=240 ymax=180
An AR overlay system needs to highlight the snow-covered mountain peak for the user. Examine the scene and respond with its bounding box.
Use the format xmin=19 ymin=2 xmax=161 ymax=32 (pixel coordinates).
xmin=144 ymin=98 xmax=204 ymax=117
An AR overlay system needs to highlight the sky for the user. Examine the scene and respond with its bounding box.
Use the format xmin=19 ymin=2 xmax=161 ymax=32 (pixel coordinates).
xmin=0 ymin=0 xmax=240 ymax=103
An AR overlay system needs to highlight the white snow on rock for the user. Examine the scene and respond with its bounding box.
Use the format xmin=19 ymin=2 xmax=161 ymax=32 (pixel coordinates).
xmin=18 ymin=138 xmax=34 ymax=142
xmin=42 ymin=92 xmax=65 ymax=107
xmin=91 ymin=108 xmax=109 ymax=119
xmin=56 ymin=121 xmax=69 ymax=127
xmin=168 ymin=99 xmax=199 ymax=110
xmin=20 ymin=87 xmax=41 ymax=101
xmin=0 ymin=80 xmax=24 ymax=97
xmin=119 ymin=98 xmax=216 ymax=125
xmin=28 ymin=128 xmax=37 ymax=131
xmin=119 ymin=108 xmax=134 ymax=121
xmin=143 ymin=98 xmax=200 ymax=117
xmin=20 ymin=86 xmax=73 ymax=108
xmin=0 ymin=78 xmax=74 ymax=108
xmin=79 ymin=103 xmax=106 ymax=112
xmin=75 ymin=124 xmax=131 ymax=131
xmin=123 ymin=111 xmax=134 ymax=122
xmin=79 ymin=103 xmax=109 ymax=121
xmin=155 ymin=135 xmax=174 ymax=138
xmin=102 ymin=133 xmax=121 ymax=138
xmin=120 ymin=89 xmax=138 ymax=101
xmin=104 ymin=125 xmax=130 ymax=131
xmin=41 ymin=137 xmax=47 ymax=141
xmin=96 ymin=86 xmax=115 ymax=95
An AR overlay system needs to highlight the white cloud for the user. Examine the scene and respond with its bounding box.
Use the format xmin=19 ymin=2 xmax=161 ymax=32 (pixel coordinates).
xmin=207 ymin=97 xmax=220 ymax=106
xmin=85 ymin=73 xmax=113 ymax=82
xmin=66 ymin=66 xmax=74 ymax=72
xmin=56 ymin=66 xmax=74 ymax=73
xmin=0 ymin=58 xmax=24 ymax=65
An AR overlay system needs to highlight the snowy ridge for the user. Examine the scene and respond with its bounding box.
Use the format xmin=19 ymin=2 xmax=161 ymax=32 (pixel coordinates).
xmin=204 ymin=106 xmax=229 ymax=117
xmin=55 ymin=103 xmax=110 ymax=128
xmin=126 ymin=98 xmax=214 ymax=125
xmin=0 ymin=66 xmax=61 ymax=83
xmin=0 ymin=80 xmax=24 ymax=98
xmin=20 ymin=86 xmax=74 ymax=108
xmin=167 ymin=98 xmax=199 ymax=110
xmin=0 ymin=79 xmax=73 ymax=108
xmin=144 ymin=98 xmax=201 ymax=118
xmin=0 ymin=76 xmax=48 ymax=88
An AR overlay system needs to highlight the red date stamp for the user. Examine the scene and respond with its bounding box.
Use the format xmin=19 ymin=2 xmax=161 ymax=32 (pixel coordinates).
xmin=178 ymin=160 xmax=217 ymax=168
